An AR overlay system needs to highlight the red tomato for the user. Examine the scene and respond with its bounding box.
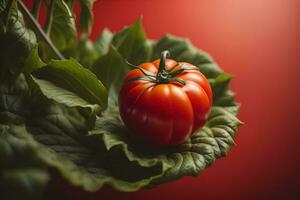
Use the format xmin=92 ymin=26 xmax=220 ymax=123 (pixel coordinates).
xmin=119 ymin=51 xmax=212 ymax=147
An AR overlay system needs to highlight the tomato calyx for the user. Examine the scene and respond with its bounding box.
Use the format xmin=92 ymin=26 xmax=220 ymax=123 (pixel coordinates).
xmin=154 ymin=51 xmax=185 ymax=85
xmin=126 ymin=50 xmax=196 ymax=85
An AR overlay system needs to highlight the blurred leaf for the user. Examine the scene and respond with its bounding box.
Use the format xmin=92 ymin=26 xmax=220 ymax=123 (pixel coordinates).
xmin=92 ymin=45 xmax=128 ymax=104
xmin=112 ymin=18 xmax=151 ymax=65
xmin=0 ymin=0 xmax=36 ymax=79
xmin=40 ymin=0 xmax=76 ymax=61
xmin=76 ymin=34 xmax=99 ymax=68
xmin=77 ymin=0 xmax=95 ymax=34
xmin=210 ymin=73 xmax=232 ymax=102
xmin=94 ymin=28 xmax=113 ymax=57
xmin=64 ymin=0 xmax=95 ymax=34
xmin=152 ymin=34 xmax=223 ymax=78
xmin=50 ymin=0 xmax=76 ymax=51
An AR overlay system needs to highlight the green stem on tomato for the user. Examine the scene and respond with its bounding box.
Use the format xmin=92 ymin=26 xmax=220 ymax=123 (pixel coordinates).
xmin=125 ymin=50 xmax=187 ymax=86
xmin=17 ymin=0 xmax=64 ymax=60
xmin=156 ymin=51 xmax=186 ymax=85
xmin=156 ymin=50 xmax=169 ymax=83
xmin=157 ymin=50 xmax=169 ymax=74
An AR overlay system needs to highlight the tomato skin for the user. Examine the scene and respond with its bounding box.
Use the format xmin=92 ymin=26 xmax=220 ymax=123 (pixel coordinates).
xmin=119 ymin=59 xmax=212 ymax=147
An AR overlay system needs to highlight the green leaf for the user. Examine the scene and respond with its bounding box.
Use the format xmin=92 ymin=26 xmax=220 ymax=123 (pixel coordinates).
xmin=76 ymin=34 xmax=99 ymax=68
xmin=30 ymin=76 xmax=100 ymax=112
xmin=50 ymin=0 xmax=76 ymax=51
xmin=94 ymin=28 xmax=113 ymax=57
xmin=0 ymin=1 xmax=37 ymax=79
xmin=214 ymin=90 xmax=239 ymax=114
xmin=26 ymin=102 xmax=170 ymax=192
xmin=92 ymin=46 xmax=129 ymax=98
xmin=63 ymin=0 xmax=95 ymax=34
xmin=24 ymin=47 xmax=46 ymax=72
xmin=0 ymin=124 xmax=50 ymax=200
xmin=77 ymin=0 xmax=95 ymax=34
xmin=74 ymin=28 xmax=114 ymax=69
xmin=149 ymin=106 xmax=242 ymax=186
xmin=40 ymin=0 xmax=76 ymax=61
xmin=210 ymin=74 xmax=239 ymax=115
xmin=0 ymin=72 xmax=168 ymax=193
xmin=69 ymin=29 xmax=113 ymax=69
xmin=0 ymin=168 xmax=49 ymax=200
xmin=112 ymin=18 xmax=152 ymax=65
xmin=29 ymin=100 xmax=240 ymax=192
xmin=0 ymin=75 xmax=53 ymax=199
xmin=74 ymin=101 xmax=241 ymax=189
xmin=210 ymin=73 xmax=232 ymax=102
xmin=32 ymin=59 xmax=108 ymax=110
xmin=0 ymin=74 xmax=31 ymax=124
xmin=0 ymin=0 xmax=14 ymax=31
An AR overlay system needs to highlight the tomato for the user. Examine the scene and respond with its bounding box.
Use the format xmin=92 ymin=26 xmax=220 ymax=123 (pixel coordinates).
xmin=119 ymin=51 xmax=212 ymax=147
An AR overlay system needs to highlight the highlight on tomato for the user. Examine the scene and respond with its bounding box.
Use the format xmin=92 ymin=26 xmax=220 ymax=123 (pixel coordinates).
xmin=119 ymin=51 xmax=213 ymax=147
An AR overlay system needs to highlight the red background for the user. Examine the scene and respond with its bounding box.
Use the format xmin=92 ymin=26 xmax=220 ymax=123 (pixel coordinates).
xmin=25 ymin=0 xmax=300 ymax=199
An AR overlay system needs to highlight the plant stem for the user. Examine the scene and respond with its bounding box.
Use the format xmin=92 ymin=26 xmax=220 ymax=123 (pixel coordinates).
xmin=31 ymin=0 xmax=42 ymax=19
xmin=156 ymin=50 xmax=170 ymax=83
xmin=17 ymin=0 xmax=64 ymax=60
xmin=158 ymin=50 xmax=169 ymax=73
xmin=44 ymin=0 xmax=54 ymax=35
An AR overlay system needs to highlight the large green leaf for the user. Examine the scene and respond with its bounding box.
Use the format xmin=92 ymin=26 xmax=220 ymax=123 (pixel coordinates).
xmin=30 ymin=76 xmax=100 ymax=112
xmin=0 ymin=74 xmax=31 ymax=124
xmin=0 ymin=72 xmax=169 ymax=195
xmin=0 ymin=74 xmax=49 ymax=200
xmin=149 ymin=106 xmax=242 ymax=185
xmin=71 ymin=103 xmax=241 ymax=189
xmin=26 ymin=102 xmax=170 ymax=192
xmin=0 ymin=124 xmax=50 ymax=200
xmin=32 ymin=59 xmax=108 ymax=110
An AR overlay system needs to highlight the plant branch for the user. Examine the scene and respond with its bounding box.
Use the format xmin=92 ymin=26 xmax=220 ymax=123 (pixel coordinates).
xmin=44 ymin=0 xmax=54 ymax=35
xmin=31 ymin=0 xmax=42 ymax=19
xmin=17 ymin=0 xmax=64 ymax=60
